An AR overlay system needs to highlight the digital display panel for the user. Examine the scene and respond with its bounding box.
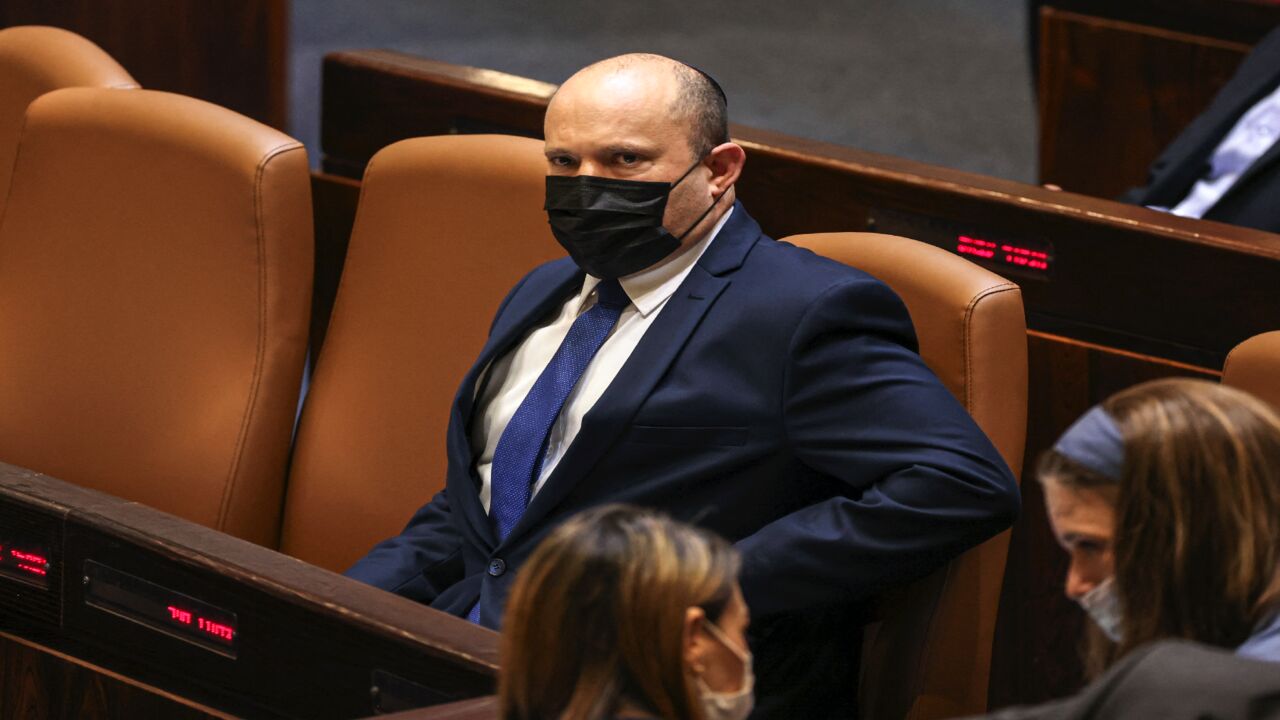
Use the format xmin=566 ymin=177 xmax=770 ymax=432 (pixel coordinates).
xmin=0 ymin=541 xmax=52 ymax=589
xmin=83 ymin=560 xmax=238 ymax=657
xmin=956 ymin=235 xmax=1053 ymax=275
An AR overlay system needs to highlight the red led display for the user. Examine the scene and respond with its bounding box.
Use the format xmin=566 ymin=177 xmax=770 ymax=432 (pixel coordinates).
xmin=84 ymin=561 xmax=238 ymax=656
xmin=164 ymin=605 xmax=236 ymax=643
xmin=957 ymin=235 xmax=1052 ymax=274
xmin=0 ymin=543 xmax=52 ymax=588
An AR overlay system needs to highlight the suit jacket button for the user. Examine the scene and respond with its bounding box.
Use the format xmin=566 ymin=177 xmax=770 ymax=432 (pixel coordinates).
xmin=488 ymin=558 xmax=506 ymax=577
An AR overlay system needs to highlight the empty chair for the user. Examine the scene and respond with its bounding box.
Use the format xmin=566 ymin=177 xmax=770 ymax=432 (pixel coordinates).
xmin=1222 ymin=330 xmax=1280 ymax=410
xmin=0 ymin=88 xmax=312 ymax=547
xmin=0 ymin=26 xmax=138 ymax=216
xmin=281 ymin=134 xmax=563 ymax=571
xmin=783 ymin=232 xmax=1028 ymax=720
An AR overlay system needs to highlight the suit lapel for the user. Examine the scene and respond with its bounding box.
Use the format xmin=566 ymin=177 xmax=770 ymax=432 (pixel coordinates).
xmin=446 ymin=261 xmax=582 ymax=551
xmin=500 ymin=203 xmax=762 ymax=548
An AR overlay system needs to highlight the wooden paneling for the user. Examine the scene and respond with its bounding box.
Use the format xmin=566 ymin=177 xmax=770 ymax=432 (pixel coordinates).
xmin=0 ymin=635 xmax=223 ymax=720
xmin=1043 ymin=0 xmax=1280 ymax=45
xmin=0 ymin=0 xmax=287 ymax=128
xmin=1038 ymin=8 xmax=1251 ymax=198
xmin=321 ymin=51 xmax=553 ymax=178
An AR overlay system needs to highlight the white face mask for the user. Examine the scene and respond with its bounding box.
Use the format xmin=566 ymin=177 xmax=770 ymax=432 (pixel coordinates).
xmin=696 ymin=619 xmax=755 ymax=720
xmin=1078 ymin=576 xmax=1124 ymax=643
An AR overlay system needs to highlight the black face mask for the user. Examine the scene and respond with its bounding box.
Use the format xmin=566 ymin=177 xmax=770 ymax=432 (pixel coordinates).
xmin=544 ymin=159 xmax=721 ymax=279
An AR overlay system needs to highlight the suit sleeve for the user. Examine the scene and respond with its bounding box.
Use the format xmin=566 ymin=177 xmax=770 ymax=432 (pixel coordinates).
xmin=344 ymin=490 xmax=464 ymax=602
xmin=735 ymin=275 xmax=1020 ymax=617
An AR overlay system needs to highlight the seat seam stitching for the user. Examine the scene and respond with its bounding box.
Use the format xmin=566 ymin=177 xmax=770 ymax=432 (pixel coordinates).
xmin=218 ymin=142 xmax=305 ymax=535
xmin=961 ymin=282 xmax=1020 ymax=410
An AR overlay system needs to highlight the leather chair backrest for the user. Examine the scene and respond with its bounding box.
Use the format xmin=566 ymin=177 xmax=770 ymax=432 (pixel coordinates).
xmin=281 ymin=134 xmax=564 ymax=571
xmin=0 ymin=26 xmax=138 ymax=216
xmin=0 ymin=88 xmax=312 ymax=547
xmin=783 ymin=232 xmax=1027 ymax=720
xmin=1222 ymin=330 xmax=1280 ymax=411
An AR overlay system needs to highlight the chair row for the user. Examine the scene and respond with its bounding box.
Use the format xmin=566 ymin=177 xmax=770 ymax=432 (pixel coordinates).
xmin=3 ymin=24 xmax=1278 ymax=718
xmin=0 ymin=25 xmax=310 ymax=548
xmin=1 ymin=27 xmax=1025 ymax=716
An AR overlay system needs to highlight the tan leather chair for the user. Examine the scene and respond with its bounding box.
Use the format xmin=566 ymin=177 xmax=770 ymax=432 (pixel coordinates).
xmin=0 ymin=26 xmax=138 ymax=216
xmin=1222 ymin=330 xmax=1280 ymax=411
xmin=783 ymin=233 xmax=1027 ymax=720
xmin=280 ymin=134 xmax=564 ymax=571
xmin=0 ymin=88 xmax=312 ymax=547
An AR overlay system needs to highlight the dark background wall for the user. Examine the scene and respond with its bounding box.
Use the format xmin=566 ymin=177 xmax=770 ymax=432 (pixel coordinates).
xmin=289 ymin=0 xmax=1036 ymax=181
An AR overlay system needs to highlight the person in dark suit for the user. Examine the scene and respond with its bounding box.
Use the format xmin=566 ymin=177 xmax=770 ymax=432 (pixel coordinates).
xmin=966 ymin=640 xmax=1280 ymax=720
xmin=346 ymin=53 xmax=1019 ymax=719
xmin=1123 ymin=24 xmax=1280 ymax=233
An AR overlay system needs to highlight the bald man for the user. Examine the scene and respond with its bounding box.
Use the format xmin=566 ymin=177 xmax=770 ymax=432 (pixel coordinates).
xmin=348 ymin=54 xmax=1018 ymax=718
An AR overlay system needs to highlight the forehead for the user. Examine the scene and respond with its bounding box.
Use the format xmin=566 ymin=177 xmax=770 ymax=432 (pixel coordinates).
xmin=545 ymin=66 xmax=690 ymax=154
xmin=1043 ymin=482 xmax=1116 ymax=538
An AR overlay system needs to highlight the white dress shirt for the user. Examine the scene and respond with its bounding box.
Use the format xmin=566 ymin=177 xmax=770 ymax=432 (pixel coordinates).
xmin=471 ymin=207 xmax=734 ymax=513
xmin=1155 ymin=82 xmax=1280 ymax=219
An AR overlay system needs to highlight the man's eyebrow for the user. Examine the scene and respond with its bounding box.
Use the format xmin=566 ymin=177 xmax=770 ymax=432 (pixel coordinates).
xmin=543 ymin=147 xmax=574 ymax=157
xmin=602 ymin=143 xmax=656 ymax=156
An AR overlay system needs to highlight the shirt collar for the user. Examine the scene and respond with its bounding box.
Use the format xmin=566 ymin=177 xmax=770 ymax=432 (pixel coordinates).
xmin=578 ymin=205 xmax=734 ymax=317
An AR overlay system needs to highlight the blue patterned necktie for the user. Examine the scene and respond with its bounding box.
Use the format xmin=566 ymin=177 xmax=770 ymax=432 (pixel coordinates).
xmin=468 ymin=278 xmax=629 ymax=624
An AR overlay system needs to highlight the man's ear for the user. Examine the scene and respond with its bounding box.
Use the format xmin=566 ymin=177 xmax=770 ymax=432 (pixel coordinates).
xmin=683 ymin=606 xmax=711 ymax=675
xmin=705 ymin=142 xmax=745 ymax=196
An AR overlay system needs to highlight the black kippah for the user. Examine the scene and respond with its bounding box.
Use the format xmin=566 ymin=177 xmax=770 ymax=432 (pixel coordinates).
xmin=687 ymin=63 xmax=727 ymax=107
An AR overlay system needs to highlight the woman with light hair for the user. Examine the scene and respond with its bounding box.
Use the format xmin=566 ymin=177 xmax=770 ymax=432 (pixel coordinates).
xmin=499 ymin=504 xmax=752 ymax=720
xmin=1040 ymin=378 xmax=1280 ymax=674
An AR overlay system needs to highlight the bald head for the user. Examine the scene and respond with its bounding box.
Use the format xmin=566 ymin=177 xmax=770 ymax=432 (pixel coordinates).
xmin=552 ymin=54 xmax=728 ymax=160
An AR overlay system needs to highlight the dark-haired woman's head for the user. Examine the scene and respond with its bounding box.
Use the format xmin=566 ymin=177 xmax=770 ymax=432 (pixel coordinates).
xmin=499 ymin=504 xmax=750 ymax=720
xmin=1040 ymin=378 xmax=1280 ymax=674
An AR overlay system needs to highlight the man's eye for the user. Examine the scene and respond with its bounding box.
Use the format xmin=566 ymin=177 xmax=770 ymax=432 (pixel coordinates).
xmin=617 ymin=153 xmax=639 ymax=165
xmin=549 ymin=156 xmax=574 ymax=167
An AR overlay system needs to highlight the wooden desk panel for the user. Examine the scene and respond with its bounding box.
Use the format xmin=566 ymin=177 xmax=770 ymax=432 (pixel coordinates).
xmin=0 ymin=463 xmax=496 ymax=719
xmin=1043 ymin=0 xmax=1280 ymax=45
xmin=0 ymin=634 xmax=225 ymax=720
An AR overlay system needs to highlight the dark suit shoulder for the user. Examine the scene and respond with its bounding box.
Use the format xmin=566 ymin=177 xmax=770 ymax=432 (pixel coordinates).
xmin=715 ymin=234 xmax=919 ymax=359
xmin=741 ymin=234 xmax=899 ymax=304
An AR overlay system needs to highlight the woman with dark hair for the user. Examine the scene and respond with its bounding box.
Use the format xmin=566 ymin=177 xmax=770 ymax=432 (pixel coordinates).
xmin=499 ymin=504 xmax=752 ymax=720
xmin=1040 ymin=378 xmax=1280 ymax=674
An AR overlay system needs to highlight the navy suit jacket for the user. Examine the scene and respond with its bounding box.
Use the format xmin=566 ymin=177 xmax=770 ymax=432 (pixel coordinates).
xmin=348 ymin=203 xmax=1019 ymax=718
xmin=1123 ymin=24 xmax=1280 ymax=233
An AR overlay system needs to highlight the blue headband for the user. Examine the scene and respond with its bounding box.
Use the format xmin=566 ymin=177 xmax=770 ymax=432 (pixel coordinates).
xmin=1053 ymin=405 xmax=1125 ymax=481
